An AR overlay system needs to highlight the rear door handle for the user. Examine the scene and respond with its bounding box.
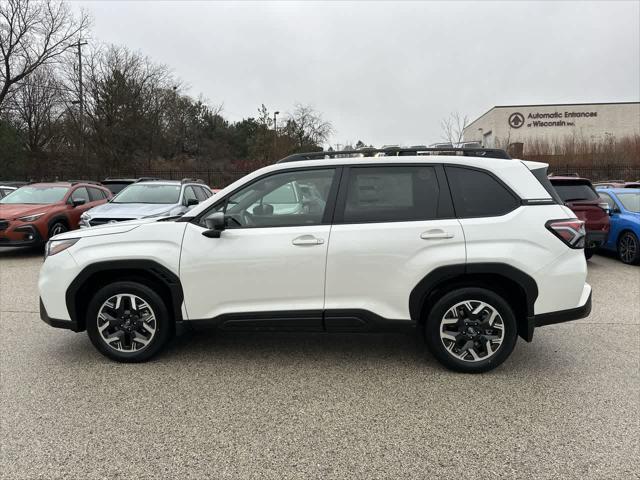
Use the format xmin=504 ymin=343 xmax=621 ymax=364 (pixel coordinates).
xmin=420 ymin=230 xmax=454 ymax=240
xmin=292 ymin=235 xmax=325 ymax=246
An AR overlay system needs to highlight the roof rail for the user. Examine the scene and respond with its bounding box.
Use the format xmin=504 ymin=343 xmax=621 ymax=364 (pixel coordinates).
xmin=276 ymin=147 xmax=511 ymax=163
xmin=68 ymin=180 xmax=102 ymax=185
xmin=134 ymin=177 xmax=163 ymax=183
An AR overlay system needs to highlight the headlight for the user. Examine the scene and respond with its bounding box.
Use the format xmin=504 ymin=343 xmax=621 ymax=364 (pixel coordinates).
xmin=44 ymin=238 xmax=80 ymax=258
xmin=143 ymin=211 xmax=171 ymax=218
xmin=18 ymin=212 xmax=45 ymax=222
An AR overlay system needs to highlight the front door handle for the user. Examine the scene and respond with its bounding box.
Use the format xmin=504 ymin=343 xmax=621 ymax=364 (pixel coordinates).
xmin=420 ymin=230 xmax=454 ymax=240
xmin=292 ymin=235 xmax=325 ymax=246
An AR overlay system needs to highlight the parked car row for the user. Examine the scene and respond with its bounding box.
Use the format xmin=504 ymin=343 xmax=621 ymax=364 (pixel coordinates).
xmin=547 ymin=174 xmax=640 ymax=265
xmin=0 ymin=178 xmax=214 ymax=248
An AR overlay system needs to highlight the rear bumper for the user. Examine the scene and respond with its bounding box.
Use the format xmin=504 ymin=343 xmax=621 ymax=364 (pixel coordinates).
xmin=531 ymin=284 xmax=592 ymax=329
xmin=585 ymin=231 xmax=608 ymax=249
xmin=40 ymin=298 xmax=80 ymax=332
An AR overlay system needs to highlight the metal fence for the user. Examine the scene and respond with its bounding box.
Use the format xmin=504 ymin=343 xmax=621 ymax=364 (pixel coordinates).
xmin=6 ymin=164 xmax=640 ymax=186
xmin=543 ymin=164 xmax=639 ymax=182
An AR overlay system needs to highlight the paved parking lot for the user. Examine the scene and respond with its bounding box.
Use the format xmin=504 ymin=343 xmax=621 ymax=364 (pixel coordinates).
xmin=0 ymin=248 xmax=638 ymax=480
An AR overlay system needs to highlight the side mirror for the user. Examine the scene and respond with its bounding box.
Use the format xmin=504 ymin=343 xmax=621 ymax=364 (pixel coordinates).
xmin=202 ymin=212 xmax=225 ymax=238
xmin=609 ymin=207 xmax=619 ymax=216
xmin=72 ymin=198 xmax=86 ymax=207
xmin=186 ymin=198 xmax=199 ymax=207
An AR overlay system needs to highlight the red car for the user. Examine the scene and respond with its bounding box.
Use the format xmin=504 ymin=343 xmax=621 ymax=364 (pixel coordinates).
xmin=549 ymin=175 xmax=610 ymax=258
xmin=0 ymin=182 xmax=111 ymax=248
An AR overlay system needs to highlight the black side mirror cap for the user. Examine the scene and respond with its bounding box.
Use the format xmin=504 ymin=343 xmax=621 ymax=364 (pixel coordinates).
xmin=72 ymin=198 xmax=86 ymax=207
xmin=187 ymin=198 xmax=199 ymax=206
xmin=202 ymin=212 xmax=225 ymax=238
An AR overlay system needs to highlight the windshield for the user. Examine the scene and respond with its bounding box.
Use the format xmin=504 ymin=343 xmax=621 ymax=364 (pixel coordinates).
xmin=112 ymin=184 xmax=181 ymax=204
xmin=552 ymin=182 xmax=598 ymax=202
xmin=0 ymin=186 xmax=68 ymax=204
xmin=617 ymin=192 xmax=640 ymax=213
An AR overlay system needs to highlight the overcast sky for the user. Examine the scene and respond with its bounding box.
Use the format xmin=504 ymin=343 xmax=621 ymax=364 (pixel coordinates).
xmin=72 ymin=0 xmax=640 ymax=147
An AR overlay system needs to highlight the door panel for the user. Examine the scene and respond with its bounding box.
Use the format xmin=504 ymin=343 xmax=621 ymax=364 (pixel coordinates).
xmin=324 ymin=164 xmax=464 ymax=321
xmin=324 ymin=219 xmax=465 ymax=320
xmin=179 ymin=167 xmax=339 ymax=320
xmin=180 ymin=223 xmax=330 ymax=319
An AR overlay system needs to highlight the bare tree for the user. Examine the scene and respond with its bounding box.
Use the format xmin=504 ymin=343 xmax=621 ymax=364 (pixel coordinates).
xmin=284 ymin=103 xmax=332 ymax=150
xmin=440 ymin=111 xmax=469 ymax=145
xmin=0 ymin=0 xmax=89 ymax=108
xmin=8 ymin=66 xmax=64 ymax=151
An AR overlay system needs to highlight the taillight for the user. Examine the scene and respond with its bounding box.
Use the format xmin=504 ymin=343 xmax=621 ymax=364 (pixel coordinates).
xmin=546 ymin=219 xmax=586 ymax=249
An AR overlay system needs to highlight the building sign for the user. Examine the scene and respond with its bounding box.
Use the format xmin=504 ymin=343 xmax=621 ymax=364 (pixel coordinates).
xmin=509 ymin=110 xmax=599 ymax=128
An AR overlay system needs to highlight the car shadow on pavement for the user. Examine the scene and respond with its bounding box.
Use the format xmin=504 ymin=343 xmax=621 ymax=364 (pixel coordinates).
xmin=0 ymin=246 xmax=43 ymax=258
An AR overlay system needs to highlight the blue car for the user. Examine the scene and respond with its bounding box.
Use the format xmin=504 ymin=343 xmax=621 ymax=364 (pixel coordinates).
xmin=596 ymin=188 xmax=640 ymax=264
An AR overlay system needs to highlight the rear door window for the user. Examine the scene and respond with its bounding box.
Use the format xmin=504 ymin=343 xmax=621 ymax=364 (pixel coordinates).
xmin=342 ymin=166 xmax=440 ymax=223
xmin=445 ymin=166 xmax=519 ymax=218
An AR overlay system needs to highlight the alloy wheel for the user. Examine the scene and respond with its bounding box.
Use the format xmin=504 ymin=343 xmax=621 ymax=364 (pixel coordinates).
xmin=439 ymin=300 xmax=505 ymax=362
xmin=97 ymin=294 xmax=157 ymax=353
xmin=619 ymin=233 xmax=637 ymax=264
xmin=50 ymin=223 xmax=66 ymax=236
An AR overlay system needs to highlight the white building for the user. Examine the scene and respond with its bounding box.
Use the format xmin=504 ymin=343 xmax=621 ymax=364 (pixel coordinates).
xmin=463 ymin=102 xmax=640 ymax=149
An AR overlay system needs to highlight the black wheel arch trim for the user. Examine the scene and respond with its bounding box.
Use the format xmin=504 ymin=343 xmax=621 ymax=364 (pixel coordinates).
xmin=409 ymin=263 xmax=539 ymax=341
xmin=65 ymin=260 xmax=184 ymax=331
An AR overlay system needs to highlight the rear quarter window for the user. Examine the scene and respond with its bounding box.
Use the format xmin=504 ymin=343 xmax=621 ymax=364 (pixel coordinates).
xmin=445 ymin=166 xmax=520 ymax=218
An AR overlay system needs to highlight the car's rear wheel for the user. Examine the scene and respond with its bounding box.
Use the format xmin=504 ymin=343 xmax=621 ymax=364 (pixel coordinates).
xmin=86 ymin=281 xmax=171 ymax=362
xmin=424 ymin=287 xmax=518 ymax=373
xmin=584 ymin=248 xmax=595 ymax=260
xmin=618 ymin=231 xmax=640 ymax=265
xmin=48 ymin=221 xmax=67 ymax=239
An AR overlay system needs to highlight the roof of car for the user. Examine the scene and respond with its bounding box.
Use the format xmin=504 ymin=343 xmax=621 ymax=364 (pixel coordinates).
xmin=596 ymin=187 xmax=640 ymax=193
xmin=135 ymin=180 xmax=182 ymax=185
xmin=548 ymin=176 xmax=591 ymax=182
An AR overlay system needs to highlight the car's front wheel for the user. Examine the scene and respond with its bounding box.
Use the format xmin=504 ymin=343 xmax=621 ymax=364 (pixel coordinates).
xmin=618 ymin=231 xmax=640 ymax=265
xmin=86 ymin=281 xmax=171 ymax=362
xmin=424 ymin=287 xmax=518 ymax=373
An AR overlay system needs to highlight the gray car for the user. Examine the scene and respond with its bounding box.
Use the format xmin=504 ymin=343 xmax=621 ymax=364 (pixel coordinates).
xmin=80 ymin=180 xmax=213 ymax=227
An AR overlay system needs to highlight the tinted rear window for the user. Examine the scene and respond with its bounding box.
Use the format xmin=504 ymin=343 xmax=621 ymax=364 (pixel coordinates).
xmin=445 ymin=167 xmax=519 ymax=217
xmin=551 ymin=182 xmax=598 ymax=202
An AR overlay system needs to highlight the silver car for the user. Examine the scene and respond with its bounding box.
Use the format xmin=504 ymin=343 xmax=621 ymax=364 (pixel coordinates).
xmin=80 ymin=180 xmax=213 ymax=227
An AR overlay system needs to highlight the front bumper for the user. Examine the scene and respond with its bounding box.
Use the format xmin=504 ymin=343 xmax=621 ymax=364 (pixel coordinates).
xmin=0 ymin=224 xmax=44 ymax=247
xmin=585 ymin=231 xmax=608 ymax=249
xmin=40 ymin=298 xmax=80 ymax=332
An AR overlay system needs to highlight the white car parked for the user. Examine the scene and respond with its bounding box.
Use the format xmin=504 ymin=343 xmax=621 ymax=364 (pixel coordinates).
xmin=39 ymin=148 xmax=591 ymax=373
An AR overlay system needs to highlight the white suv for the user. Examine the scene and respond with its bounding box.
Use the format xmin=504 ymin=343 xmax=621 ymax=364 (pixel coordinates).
xmin=38 ymin=148 xmax=592 ymax=373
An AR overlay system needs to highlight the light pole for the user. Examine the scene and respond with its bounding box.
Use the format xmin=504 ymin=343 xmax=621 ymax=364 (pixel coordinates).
xmin=273 ymin=110 xmax=280 ymax=154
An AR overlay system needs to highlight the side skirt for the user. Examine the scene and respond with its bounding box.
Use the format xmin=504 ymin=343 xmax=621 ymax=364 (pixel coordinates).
xmin=189 ymin=309 xmax=416 ymax=334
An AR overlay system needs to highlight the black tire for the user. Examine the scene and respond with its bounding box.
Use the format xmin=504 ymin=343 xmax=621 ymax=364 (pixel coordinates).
xmin=424 ymin=287 xmax=518 ymax=373
xmin=584 ymin=248 xmax=595 ymax=260
xmin=617 ymin=231 xmax=640 ymax=265
xmin=86 ymin=281 xmax=171 ymax=362
xmin=48 ymin=220 xmax=68 ymax=239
